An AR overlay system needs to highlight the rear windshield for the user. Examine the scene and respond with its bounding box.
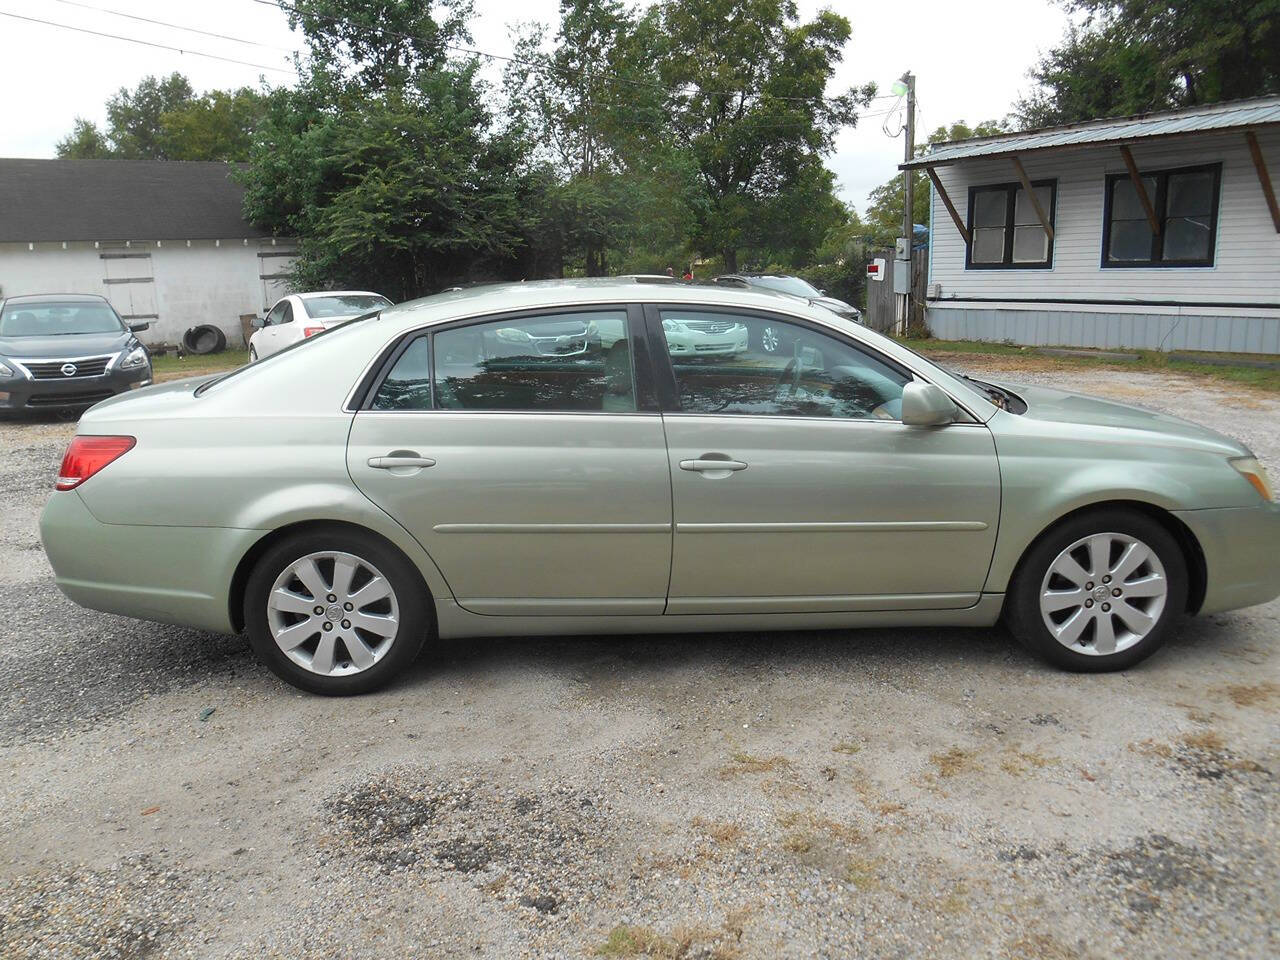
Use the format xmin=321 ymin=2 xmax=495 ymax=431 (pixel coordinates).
xmin=747 ymin=276 xmax=820 ymax=298
xmin=302 ymin=295 xmax=391 ymax=319
xmin=0 ymin=301 xmax=125 ymax=337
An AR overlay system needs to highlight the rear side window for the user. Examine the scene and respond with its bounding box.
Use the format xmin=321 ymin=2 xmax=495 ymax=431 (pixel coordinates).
xmin=371 ymin=310 xmax=637 ymax=413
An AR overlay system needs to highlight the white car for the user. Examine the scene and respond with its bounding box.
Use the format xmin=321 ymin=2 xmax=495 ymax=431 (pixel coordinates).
xmin=660 ymin=314 xmax=749 ymax=356
xmin=249 ymin=291 xmax=391 ymax=360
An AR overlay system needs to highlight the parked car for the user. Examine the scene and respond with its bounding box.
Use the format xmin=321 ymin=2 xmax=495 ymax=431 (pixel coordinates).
xmin=0 ymin=293 xmax=151 ymax=414
xmin=40 ymin=279 xmax=1279 ymax=695
xmin=714 ymin=274 xmax=861 ymax=353
xmin=249 ymin=291 xmax=391 ymax=360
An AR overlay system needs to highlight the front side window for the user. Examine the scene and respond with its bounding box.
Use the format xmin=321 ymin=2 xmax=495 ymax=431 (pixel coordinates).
xmin=0 ymin=301 xmax=125 ymax=337
xmin=264 ymin=301 xmax=288 ymax=326
xmin=967 ymin=180 xmax=1056 ymax=268
xmin=372 ymin=310 xmax=635 ymax=413
xmin=1103 ymin=164 xmax=1220 ymax=267
xmin=657 ymin=310 xmax=909 ymax=420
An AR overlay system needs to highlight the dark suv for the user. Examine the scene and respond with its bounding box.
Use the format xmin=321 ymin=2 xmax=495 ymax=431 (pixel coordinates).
xmin=0 ymin=294 xmax=152 ymax=414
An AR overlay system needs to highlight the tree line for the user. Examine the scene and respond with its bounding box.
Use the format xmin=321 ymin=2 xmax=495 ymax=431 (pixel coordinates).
xmin=55 ymin=0 xmax=1279 ymax=303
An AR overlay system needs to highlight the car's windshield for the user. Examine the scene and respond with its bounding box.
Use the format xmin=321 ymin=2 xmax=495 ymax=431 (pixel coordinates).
xmin=749 ymin=276 xmax=820 ymax=298
xmin=0 ymin=301 xmax=125 ymax=337
xmin=301 ymin=295 xmax=390 ymax=319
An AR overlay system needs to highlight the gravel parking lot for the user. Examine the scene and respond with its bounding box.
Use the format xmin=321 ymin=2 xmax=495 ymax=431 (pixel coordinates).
xmin=2 ymin=361 xmax=1277 ymax=959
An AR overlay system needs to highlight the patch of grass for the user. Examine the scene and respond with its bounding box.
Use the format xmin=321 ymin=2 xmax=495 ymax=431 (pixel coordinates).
xmin=692 ymin=818 xmax=743 ymax=845
xmin=928 ymin=747 xmax=978 ymax=778
xmin=831 ymin=741 xmax=861 ymax=755
xmin=1222 ymin=681 xmax=1279 ymax=708
xmin=844 ymin=855 xmax=880 ymax=891
xmin=1180 ymin=730 xmax=1226 ymax=752
xmin=905 ymin=337 xmax=1280 ymax=393
xmin=719 ymin=752 xmax=789 ymax=778
xmin=149 ymin=350 xmax=244 ymax=383
xmin=1000 ymin=749 xmax=1057 ymax=776
xmin=597 ymin=925 xmax=674 ymax=958
xmin=781 ymin=831 xmax=813 ymax=854
xmin=596 ymin=914 xmax=748 ymax=960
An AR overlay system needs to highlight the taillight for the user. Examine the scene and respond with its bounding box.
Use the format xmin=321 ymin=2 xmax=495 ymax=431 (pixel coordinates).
xmin=56 ymin=435 xmax=136 ymax=491
xmin=303 ymin=326 xmax=325 ymax=338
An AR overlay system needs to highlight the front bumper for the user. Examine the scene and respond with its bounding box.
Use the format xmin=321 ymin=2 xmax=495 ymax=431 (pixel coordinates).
xmin=0 ymin=363 xmax=151 ymax=411
xmin=1174 ymin=501 xmax=1280 ymax=614
xmin=665 ymin=330 xmax=750 ymax=356
xmin=40 ymin=489 xmax=262 ymax=633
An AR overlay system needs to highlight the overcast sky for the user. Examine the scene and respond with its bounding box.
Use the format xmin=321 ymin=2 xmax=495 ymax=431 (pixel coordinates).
xmin=0 ymin=0 xmax=1071 ymax=212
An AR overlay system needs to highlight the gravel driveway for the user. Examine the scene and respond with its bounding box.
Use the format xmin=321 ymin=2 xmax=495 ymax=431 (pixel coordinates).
xmin=1 ymin=364 xmax=1277 ymax=960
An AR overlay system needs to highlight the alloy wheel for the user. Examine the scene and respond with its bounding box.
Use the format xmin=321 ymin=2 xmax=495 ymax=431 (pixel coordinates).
xmin=761 ymin=326 xmax=780 ymax=352
xmin=266 ymin=550 xmax=400 ymax=676
xmin=1038 ymin=532 xmax=1168 ymax=656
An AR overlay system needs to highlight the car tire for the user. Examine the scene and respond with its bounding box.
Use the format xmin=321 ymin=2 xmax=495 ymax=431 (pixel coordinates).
xmin=1005 ymin=508 xmax=1187 ymax=672
xmin=249 ymin=345 xmax=258 ymax=362
xmin=243 ymin=527 xmax=430 ymax=695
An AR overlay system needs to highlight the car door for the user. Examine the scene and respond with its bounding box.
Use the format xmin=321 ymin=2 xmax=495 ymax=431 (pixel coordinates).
xmin=647 ymin=305 xmax=1000 ymax=614
xmin=346 ymin=305 xmax=673 ymax=616
xmin=256 ymin=299 xmax=288 ymax=356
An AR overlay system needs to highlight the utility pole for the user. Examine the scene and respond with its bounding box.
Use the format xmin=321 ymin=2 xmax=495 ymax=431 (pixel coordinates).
xmin=896 ymin=71 xmax=916 ymax=335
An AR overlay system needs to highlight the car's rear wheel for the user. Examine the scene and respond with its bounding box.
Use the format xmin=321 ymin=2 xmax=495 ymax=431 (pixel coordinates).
xmin=1006 ymin=509 xmax=1187 ymax=672
xmin=244 ymin=528 xmax=429 ymax=694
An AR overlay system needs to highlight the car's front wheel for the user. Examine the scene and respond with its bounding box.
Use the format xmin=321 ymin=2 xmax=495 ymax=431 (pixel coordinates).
xmin=249 ymin=345 xmax=258 ymax=362
xmin=1006 ymin=509 xmax=1187 ymax=672
xmin=244 ymin=528 xmax=429 ymax=694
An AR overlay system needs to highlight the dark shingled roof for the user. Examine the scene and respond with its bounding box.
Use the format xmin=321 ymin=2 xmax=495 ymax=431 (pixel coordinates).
xmin=0 ymin=158 xmax=273 ymax=243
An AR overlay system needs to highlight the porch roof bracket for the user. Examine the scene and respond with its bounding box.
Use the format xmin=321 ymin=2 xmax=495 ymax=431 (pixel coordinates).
xmin=1245 ymin=130 xmax=1280 ymax=233
xmin=925 ymin=165 xmax=970 ymax=247
xmin=1119 ymin=145 xmax=1160 ymax=236
xmin=1010 ymin=156 xmax=1054 ymax=242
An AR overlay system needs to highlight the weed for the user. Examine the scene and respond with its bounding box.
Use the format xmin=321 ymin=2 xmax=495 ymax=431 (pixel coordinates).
xmin=1222 ymin=681 xmax=1279 ymax=708
xmin=929 ymin=747 xmax=978 ymax=777
xmin=832 ymin=741 xmax=861 ymax=755
xmin=719 ymin=753 xmax=789 ymax=778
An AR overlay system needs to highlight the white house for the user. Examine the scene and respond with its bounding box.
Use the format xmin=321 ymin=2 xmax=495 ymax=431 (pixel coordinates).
xmin=907 ymin=97 xmax=1280 ymax=354
xmin=0 ymin=158 xmax=295 ymax=347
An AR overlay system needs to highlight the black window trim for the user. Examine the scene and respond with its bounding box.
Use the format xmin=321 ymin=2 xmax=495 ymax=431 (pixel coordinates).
xmin=1100 ymin=161 xmax=1222 ymax=269
xmin=355 ymin=303 xmax=659 ymax=415
xmin=964 ymin=178 xmax=1057 ymax=270
xmin=642 ymin=302 xmax=925 ymax=421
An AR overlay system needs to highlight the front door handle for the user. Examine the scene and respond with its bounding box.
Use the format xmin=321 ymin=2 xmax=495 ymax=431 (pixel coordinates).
xmin=368 ymin=454 xmax=436 ymax=469
xmin=679 ymin=458 xmax=748 ymax=473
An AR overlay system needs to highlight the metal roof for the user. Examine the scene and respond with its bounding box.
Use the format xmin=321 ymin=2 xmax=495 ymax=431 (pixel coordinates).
xmin=0 ymin=158 xmax=273 ymax=243
xmin=902 ymin=96 xmax=1280 ymax=169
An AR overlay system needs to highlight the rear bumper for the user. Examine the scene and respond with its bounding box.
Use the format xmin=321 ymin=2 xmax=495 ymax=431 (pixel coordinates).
xmin=1174 ymin=502 xmax=1280 ymax=615
xmin=0 ymin=364 xmax=151 ymax=411
xmin=40 ymin=490 xmax=262 ymax=633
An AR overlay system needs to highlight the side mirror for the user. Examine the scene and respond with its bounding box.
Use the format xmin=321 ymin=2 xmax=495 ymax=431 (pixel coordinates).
xmin=818 ymin=288 xmax=827 ymax=296
xmin=128 ymin=321 xmax=150 ymax=332
xmin=250 ymin=316 xmax=266 ymax=329
xmin=901 ymin=381 xmax=958 ymax=426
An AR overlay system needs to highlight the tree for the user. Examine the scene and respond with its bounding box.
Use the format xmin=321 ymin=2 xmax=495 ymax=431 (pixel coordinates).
xmin=1015 ymin=0 xmax=1280 ymax=128
xmin=240 ymin=0 xmax=529 ymax=297
xmin=105 ymin=73 xmax=196 ymax=159
xmin=55 ymin=118 xmax=111 ymax=159
xmin=644 ymin=0 xmax=874 ymax=271
xmin=54 ymin=73 xmax=265 ymax=161
xmin=864 ymin=120 xmax=1006 ymax=247
xmin=504 ymin=0 xmax=653 ymax=276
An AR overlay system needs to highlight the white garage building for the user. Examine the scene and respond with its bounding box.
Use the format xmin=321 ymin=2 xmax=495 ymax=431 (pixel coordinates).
xmin=0 ymin=158 xmax=295 ymax=347
xmin=908 ymin=97 xmax=1280 ymax=354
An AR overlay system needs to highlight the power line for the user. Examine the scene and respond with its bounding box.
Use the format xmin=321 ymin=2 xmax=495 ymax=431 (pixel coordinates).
xmin=0 ymin=9 xmax=293 ymax=73
xmin=48 ymin=0 xmax=296 ymax=52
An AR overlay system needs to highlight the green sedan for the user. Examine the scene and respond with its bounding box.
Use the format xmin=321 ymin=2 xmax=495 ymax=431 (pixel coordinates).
xmin=40 ymin=279 xmax=1280 ymax=695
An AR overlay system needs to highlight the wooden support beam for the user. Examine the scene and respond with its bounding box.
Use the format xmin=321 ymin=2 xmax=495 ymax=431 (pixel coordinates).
xmin=925 ymin=166 xmax=970 ymax=246
xmin=1010 ymin=156 xmax=1054 ymax=242
xmin=1119 ymin=145 xmax=1160 ymax=236
xmin=1246 ymin=130 xmax=1280 ymax=233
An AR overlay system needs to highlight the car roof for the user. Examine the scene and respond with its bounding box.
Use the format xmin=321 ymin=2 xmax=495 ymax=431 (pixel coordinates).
xmin=1 ymin=293 xmax=110 ymax=305
xmin=380 ymin=277 xmax=814 ymax=330
xmin=295 ymin=290 xmax=387 ymax=300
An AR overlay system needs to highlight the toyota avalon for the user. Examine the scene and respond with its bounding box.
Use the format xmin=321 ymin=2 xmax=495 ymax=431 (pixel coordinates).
xmin=39 ymin=279 xmax=1280 ymax=695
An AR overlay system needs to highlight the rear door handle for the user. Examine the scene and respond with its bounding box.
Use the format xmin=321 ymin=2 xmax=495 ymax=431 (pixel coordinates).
xmin=368 ymin=454 xmax=436 ymax=469
xmin=679 ymin=458 xmax=748 ymax=472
